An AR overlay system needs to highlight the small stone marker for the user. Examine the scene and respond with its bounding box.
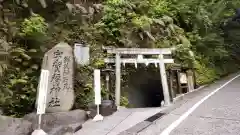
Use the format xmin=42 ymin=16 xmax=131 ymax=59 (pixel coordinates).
xmin=38 ymin=42 xmax=75 ymax=113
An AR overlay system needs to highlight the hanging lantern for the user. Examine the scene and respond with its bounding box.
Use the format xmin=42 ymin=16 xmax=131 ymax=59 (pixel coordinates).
xmin=145 ymin=61 xmax=149 ymax=66
xmin=134 ymin=61 xmax=138 ymax=68
xmin=122 ymin=60 xmax=126 ymax=67
xmin=137 ymin=54 xmax=143 ymax=60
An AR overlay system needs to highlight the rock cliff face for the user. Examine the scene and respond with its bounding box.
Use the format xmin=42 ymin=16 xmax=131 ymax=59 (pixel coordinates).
xmin=0 ymin=115 xmax=33 ymax=135
xmin=24 ymin=109 xmax=87 ymax=133
xmin=0 ymin=109 xmax=87 ymax=135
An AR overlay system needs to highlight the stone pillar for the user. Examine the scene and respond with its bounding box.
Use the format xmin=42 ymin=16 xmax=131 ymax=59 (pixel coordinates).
xmin=37 ymin=42 xmax=75 ymax=113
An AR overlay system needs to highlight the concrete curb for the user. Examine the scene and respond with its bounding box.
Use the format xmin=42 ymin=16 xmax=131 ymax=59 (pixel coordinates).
xmin=173 ymin=85 xmax=207 ymax=103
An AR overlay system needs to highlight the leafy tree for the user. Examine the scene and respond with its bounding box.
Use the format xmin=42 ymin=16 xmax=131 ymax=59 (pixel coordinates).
xmin=1 ymin=0 xmax=240 ymax=116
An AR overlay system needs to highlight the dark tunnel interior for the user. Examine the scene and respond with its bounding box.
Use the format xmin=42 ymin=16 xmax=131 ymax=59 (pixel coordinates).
xmin=127 ymin=68 xmax=165 ymax=108
xmin=142 ymin=79 xmax=164 ymax=107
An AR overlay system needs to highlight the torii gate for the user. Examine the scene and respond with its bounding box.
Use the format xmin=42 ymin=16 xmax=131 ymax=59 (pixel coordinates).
xmin=103 ymin=47 xmax=175 ymax=108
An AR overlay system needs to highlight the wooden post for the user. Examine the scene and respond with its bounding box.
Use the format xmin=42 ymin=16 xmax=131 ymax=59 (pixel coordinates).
xmin=169 ymin=70 xmax=174 ymax=101
xmin=193 ymin=68 xmax=197 ymax=89
xmin=115 ymin=53 xmax=121 ymax=107
xmin=177 ymin=71 xmax=182 ymax=95
xmin=159 ymin=54 xmax=171 ymax=106
xmin=105 ymin=73 xmax=110 ymax=100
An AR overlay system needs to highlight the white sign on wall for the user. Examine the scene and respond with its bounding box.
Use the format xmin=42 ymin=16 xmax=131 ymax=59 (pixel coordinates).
xmin=37 ymin=70 xmax=50 ymax=115
xmin=180 ymin=73 xmax=187 ymax=84
xmin=74 ymin=43 xmax=90 ymax=65
xmin=94 ymin=69 xmax=101 ymax=105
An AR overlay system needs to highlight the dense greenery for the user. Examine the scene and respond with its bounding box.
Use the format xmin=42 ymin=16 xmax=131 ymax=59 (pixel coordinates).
xmin=0 ymin=0 xmax=240 ymax=117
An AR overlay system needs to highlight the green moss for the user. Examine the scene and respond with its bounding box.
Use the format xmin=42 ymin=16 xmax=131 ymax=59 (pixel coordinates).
xmin=120 ymin=96 xmax=129 ymax=107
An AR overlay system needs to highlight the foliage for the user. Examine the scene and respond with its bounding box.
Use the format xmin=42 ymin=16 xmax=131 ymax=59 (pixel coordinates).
xmin=0 ymin=13 xmax=47 ymax=117
xmin=194 ymin=58 xmax=219 ymax=85
xmin=1 ymin=0 xmax=240 ymax=117
xmin=20 ymin=14 xmax=48 ymax=37
xmin=120 ymin=96 xmax=129 ymax=107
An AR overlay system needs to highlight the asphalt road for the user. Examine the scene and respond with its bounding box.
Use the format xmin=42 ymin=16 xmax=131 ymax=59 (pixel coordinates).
xmin=138 ymin=73 xmax=240 ymax=135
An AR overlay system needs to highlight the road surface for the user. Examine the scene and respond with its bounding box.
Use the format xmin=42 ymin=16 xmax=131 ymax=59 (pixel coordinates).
xmin=138 ymin=73 xmax=240 ymax=135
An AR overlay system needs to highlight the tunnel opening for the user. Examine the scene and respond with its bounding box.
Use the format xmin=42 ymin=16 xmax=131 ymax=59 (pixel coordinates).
xmin=138 ymin=78 xmax=164 ymax=107
xmin=126 ymin=66 xmax=165 ymax=108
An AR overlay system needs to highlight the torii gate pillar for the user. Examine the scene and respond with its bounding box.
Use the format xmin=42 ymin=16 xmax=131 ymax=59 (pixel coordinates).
xmin=159 ymin=54 xmax=171 ymax=106
xmin=115 ymin=53 xmax=121 ymax=108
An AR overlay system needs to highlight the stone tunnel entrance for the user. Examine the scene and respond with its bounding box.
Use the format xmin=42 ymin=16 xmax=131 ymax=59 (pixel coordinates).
xmin=103 ymin=47 xmax=174 ymax=107
xmin=126 ymin=67 xmax=164 ymax=108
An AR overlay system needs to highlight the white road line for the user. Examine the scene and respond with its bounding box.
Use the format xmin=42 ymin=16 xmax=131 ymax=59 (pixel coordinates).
xmin=159 ymin=74 xmax=240 ymax=135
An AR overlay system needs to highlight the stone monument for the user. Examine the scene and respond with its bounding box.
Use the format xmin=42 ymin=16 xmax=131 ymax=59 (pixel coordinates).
xmin=37 ymin=42 xmax=75 ymax=113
